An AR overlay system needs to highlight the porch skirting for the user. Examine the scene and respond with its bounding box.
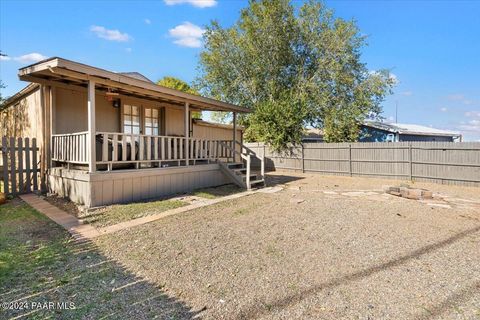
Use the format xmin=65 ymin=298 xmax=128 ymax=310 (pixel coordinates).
xmin=48 ymin=164 xmax=230 ymax=208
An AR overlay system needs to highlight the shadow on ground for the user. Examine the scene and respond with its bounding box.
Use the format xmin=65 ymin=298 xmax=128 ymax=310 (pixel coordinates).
xmin=265 ymin=173 xmax=305 ymax=186
xmin=239 ymin=225 xmax=480 ymax=319
xmin=0 ymin=199 xmax=201 ymax=320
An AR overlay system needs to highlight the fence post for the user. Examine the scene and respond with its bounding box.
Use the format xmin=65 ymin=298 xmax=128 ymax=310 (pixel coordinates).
xmin=25 ymin=138 xmax=31 ymax=193
xmin=301 ymin=143 xmax=305 ymax=173
xmin=349 ymin=144 xmax=352 ymax=176
xmin=2 ymin=137 xmax=9 ymax=194
xmin=409 ymin=143 xmax=413 ymax=181
xmin=9 ymin=137 xmax=16 ymax=194
xmin=18 ymin=138 xmax=24 ymax=193
xmin=32 ymin=138 xmax=38 ymax=191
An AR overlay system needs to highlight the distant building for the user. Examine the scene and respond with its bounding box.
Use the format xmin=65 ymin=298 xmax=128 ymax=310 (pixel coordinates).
xmin=303 ymin=128 xmax=324 ymax=142
xmin=301 ymin=122 xmax=462 ymax=143
xmin=360 ymin=121 xmax=462 ymax=142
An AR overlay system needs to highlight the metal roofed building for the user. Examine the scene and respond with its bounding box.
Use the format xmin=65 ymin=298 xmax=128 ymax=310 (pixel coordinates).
xmin=360 ymin=121 xmax=462 ymax=142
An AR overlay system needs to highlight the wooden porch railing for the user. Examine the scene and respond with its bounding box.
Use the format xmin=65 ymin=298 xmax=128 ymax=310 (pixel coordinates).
xmin=219 ymin=140 xmax=265 ymax=189
xmin=52 ymin=131 xmax=236 ymax=170
xmin=237 ymin=141 xmax=265 ymax=180
xmin=52 ymin=131 xmax=89 ymax=164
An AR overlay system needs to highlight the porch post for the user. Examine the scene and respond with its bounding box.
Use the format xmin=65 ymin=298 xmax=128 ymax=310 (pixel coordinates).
xmin=88 ymin=80 xmax=96 ymax=173
xmin=185 ymin=102 xmax=189 ymax=166
xmin=232 ymin=112 xmax=237 ymax=162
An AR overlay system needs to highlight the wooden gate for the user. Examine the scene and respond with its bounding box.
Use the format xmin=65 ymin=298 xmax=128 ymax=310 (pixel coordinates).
xmin=1 ymin=137 xmax=40 ymax=195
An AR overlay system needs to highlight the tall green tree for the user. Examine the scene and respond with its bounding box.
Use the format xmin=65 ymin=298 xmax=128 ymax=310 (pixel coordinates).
xmin=196 ymin=0 xmax=394 ymax=150
xmin=157 ymin=76 xmax=202 ymax=119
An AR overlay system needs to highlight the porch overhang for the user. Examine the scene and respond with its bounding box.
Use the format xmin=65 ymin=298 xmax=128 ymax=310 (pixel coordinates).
xmin=18 ymin=57 xmax=251 ymax=113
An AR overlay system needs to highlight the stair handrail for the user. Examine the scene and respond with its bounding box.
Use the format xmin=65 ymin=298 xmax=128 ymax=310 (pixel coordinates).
xmin=235 ymin=141 xmax=265 ymax=179
xmin=219 ymin=141 xmax=252 ymax=189
xmin=218 ymin=141 xmax=246 ymax=160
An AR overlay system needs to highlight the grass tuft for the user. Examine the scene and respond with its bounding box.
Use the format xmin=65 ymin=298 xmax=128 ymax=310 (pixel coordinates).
xmin=193 ymin=184 xmax=242 ymax=199
xmin=82 ymin=199 xmax=187 ymax=227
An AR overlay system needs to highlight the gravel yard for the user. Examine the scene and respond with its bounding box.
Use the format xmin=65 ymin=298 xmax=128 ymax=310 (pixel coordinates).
xmin=94 ymin=172 xmax=480 ymax=319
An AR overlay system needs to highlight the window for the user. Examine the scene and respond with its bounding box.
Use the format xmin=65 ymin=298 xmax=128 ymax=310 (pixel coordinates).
xmin=144 ymin=108 xmax=159 ymax=136
xmin=123 ymin=104 xmax=140 ymax=134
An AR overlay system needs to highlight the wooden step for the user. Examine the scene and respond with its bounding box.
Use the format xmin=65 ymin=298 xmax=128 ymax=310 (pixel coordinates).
xmin=234 ymin=168 xmax=247 ymax=175
xmin=249 ymin=179 xmax=265 ymax=187
xmin=242 ymin=174 xmax=258 ymax=182
xmin=227 ymin=162 xmax=244 ymax=169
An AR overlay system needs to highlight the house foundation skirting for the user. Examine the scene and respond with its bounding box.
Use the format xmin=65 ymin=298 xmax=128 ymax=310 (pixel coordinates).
xmin=48 ymin=164 xmax=230 ymax=208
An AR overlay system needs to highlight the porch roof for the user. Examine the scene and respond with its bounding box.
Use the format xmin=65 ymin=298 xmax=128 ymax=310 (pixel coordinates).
xmin=18 ymin=57 xmax=251 ymax=113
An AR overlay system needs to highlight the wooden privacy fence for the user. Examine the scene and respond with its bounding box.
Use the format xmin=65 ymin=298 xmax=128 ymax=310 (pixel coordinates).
xmin=1 ymin=137 xmax=40 ymax=195
xmin=245 ymin=142 xmax=480 ymax=187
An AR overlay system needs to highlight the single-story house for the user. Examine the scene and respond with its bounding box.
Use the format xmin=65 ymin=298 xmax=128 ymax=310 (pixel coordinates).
xmin=301 ymin=122 xmax=461 ymax=143
xmin=1 ymin=57 xmax=264 ymax=207
xmin=360 ymin=121 xmax=462 ymax=142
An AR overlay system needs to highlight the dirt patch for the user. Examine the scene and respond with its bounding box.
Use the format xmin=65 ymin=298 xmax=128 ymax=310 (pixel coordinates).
xmin=43 ymin=194 xmax=81 ymax=217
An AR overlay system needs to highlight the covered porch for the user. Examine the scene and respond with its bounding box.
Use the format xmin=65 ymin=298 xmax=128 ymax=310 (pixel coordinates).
xmin=19 ymin=58 xmax=264 ymax=207
xmin=19 ymin=57 xmax=248 ymax=173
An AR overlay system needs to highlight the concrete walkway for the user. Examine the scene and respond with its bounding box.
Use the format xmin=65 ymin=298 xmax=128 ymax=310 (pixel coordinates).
xmin=20 ymin=194 xmax=101 ymax=241
xmin=20 ymin=187 xmax=282 ymax=240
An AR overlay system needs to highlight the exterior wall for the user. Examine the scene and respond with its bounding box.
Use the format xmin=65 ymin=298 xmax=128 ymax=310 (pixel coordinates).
xmin=192 ymin=122 xmax=242 ymax=141
xmin=54 ymin=86 xmax=187 ymax=137
xmin=165 ymin=107 xmax=185 ymax=136
xmin=0 ymin=86 xmax=43 ymax=141
xmin=53 ymin=85 xmax=243 ymax=142
xmin=359 ymin=127 xmax=395 ymax=142
xmin=49 ymin=164 xmax=230 ymax=207
xmin=55 ymin=87 xmax=120 ymax=134
xmin=399 ymin=134 xmax=453 ymax=142
xmin=360 ymin=126 xmax=455 ymax=142
xmin=192 ymin=122 xmax=243 ymax=154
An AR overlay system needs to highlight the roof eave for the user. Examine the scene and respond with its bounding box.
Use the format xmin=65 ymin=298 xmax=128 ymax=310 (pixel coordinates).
xmin=18 ymin=57 xmax=251 ymax=113
xmin=0 ymin=83 xmax=40 ymax=110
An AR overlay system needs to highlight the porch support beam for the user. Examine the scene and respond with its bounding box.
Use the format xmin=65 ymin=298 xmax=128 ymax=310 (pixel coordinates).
xmin=88 ymin=80 xmax=96 ymax=173
xmin=185 ymin=102 xmax=190 ymax=166
xmin=233 ymin=112 xmax=237 ymax=162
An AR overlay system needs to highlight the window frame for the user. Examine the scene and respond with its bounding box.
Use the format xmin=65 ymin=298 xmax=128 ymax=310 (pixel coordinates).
xmin=121 ymin=103 xmax=141 ymax=135
xmin=143 ymin=106 xmax=161 ymax=136
xmin=121 ymin=100 xmax=166 ymax=136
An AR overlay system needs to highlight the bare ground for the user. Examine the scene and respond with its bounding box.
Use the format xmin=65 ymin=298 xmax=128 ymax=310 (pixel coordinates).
xmin=93 ymin=172 xmax=480 ymax=320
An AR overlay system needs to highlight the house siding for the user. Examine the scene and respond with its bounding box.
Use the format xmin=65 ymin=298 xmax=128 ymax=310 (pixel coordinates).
xmin=399 ymin=134 xmax=453 ymax=142
xmin=0 ymin=86 xmax=43 ymax=141
xmin=55 ymin=87 xmax=121 ymax=134
xmin=49 ymin=164 xmax=230 ymax=207
xmin=54 ymin=86 xmax=241 ymax=140
xmin=360 ymin=126 xmax=455 ymax=142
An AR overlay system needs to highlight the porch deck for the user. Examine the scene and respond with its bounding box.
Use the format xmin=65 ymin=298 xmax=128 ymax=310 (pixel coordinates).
xmin=52 ymin=132 xmax=236 ymax=171
xmin=49 ymin=131 xmax=265 ymax=208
